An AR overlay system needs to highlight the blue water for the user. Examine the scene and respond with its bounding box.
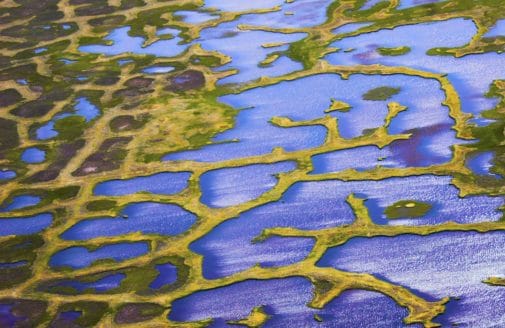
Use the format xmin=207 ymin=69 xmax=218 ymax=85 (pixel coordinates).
xmin=200 ymin=161 xmax=296 ymax=207
xmin=142 ymin=66 xmax=174 ymax=74
xmin=59 ymin=273 xmax=125 ymax=293
xmin=317 ymin=231 xmax=505 ymax=326
xmin=0 ymin=213 xmax=52 ymax=236
xmin=311 ymin=146 xmax=403 ymax=174
xmin=61 ymin=202 xmax=196 ymax=240
xmin=197 ymin=20 xmax=306 ymax=84
xmin=49 ymin=242 xmax=149 ymax=269
xmin=79 ymin=26 xmax=188 ymax=57
xmin=21 ymin=147 xmax=46 ymax=164
xmin=0 ymin=170 xmax=16 ymax=181
xmin=174 ymin=11 xmax=217 ymax=24
xmin=237 ymin=0 xmax=334 ymax=29
xmin=0 ymin=195 xmax=41 ymax=212
xmin=326 ymin=18 xmax=505 ymax=117
xmin=75 ymin=97 xmax=100 ymax=122
xmin=36 ymin=121 xmax=58 ymax=140
xmin=94 ymin=172 xmax=191 ymax=196
xmin=191 ymin=174 xmax=502 ymax=279
xmin=36 ymin=113 xmax=72 ymax=140
xmin=398 ymin=0 xmax=442 ymax=9
xmin=485 ymin=19 xmax=505 ymax=38
xmin=165 ymin=73 xmax=455 ymax=163
xmin=150 ymin=262 xmax=178 ymax=289
xmin=466 ymin=151 xmax=500 ymax=177
xmin=170 ymin=277 xmax=415 ymax=327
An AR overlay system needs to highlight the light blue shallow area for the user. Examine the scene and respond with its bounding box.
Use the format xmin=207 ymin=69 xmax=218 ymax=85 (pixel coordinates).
xmin=200 ymin=161 xmax=296 ymax=208
xmin=21 ymin=147 xmax=46 ymax=164
xmin=170 ymin=277 xmax=415 ymax=327
xmin=326 ymin=18 xmax=505 ymax=117
xmin=174 ymin=10 xmax=217 ymax=24
xmin=318 ymin=231 xmax=505 ymax=326
xmin=0 ymin=170 xmax=16 ymax=181
xmin=484 ymin=19 xmax=505 ymax=38
xmin=61 ymin=202 xmax=196 ymax=240
xmin=197 ymin=19 xmax=306 ymax=84
xmin=93 ymin=172 xmax=191 ymax=196
xmin=466 ymin=151 xmax=501 ymax=177
xmin=142 ymin=66 xmax=174 ymax=74
xmin=79 ymin=26 xmax=188 ymax=57
xmin=0 ymin=213 xmax=52 ymax=236
xmin=236 ymin=0 xmax=334 ymax=29
xmin=75 ymin=97 xmax=100 ymax=122
xmin=49 ymin=242 xmax=149 ymax=269
xmin=0 ymin=195 xmax=41 ymax=212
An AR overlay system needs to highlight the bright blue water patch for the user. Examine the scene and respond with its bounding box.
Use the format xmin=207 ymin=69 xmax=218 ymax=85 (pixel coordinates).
xmin=62 ymin=24 xmax=72 ymax=30
xmin=317 ymin=231 xmax=505 ymax=327
xmin=142 ymin=66 xmax=174 ymax=74
xmin=21 ymin=147 xmax=46 ymax=164
xmin=0 ymin=195 xmax=41 ymax=212
xmin=150 ymin=263 xmax=178 ymax=289
xmin=74 ymin=97 xmax=99 ymax=122
xmin=34 ymin=47 xmax=47 ymax=54
xmin=0 ymin=213 xmax=52 ymax=236
xmin=174 ymin=11 xmax=217 ymax=24
xmin=485 ymin=19 xmax=505 ymax=38
xmin=466 ymin=151 xmax=501 ymax=177
xmin=170 ymin=278 xmax=314 ymax=324
xmin=60 ymin=273 xmax=125 ymax=293
xmin=326 ymin=19 xmax=505 ymax=117
xmin=36 ymin=113 xmax=72 ymax=140
xmin=36 ymin=121 xmax=58 ymax=140
xmin=311 ymin=146 xmax=403 ymax=174
xmin=0 ymin=170 xmax=16 ymax=180
xmin=49 ymin=242 xmax=149 ymax=269
xmin=16 ymin=79 xmax=28 ymax=85
xmin=398 ymin=0 xmax=442 ymax=9
xmin=61 ymin=202 xmax=196 ymax=240
xmin=93 ymin=172 xmax=190 ymax=196
xmin=332 ymin=22 xmax=372 ymax=35
xmin=200 ymin=161 xmax=296 ymax=208
xmin=79 ymin=26 xmax=188 ymax=57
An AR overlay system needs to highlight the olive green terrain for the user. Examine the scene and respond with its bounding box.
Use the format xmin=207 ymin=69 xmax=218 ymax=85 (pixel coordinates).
xmin=0 ymin=0 xmax=505 ymax=326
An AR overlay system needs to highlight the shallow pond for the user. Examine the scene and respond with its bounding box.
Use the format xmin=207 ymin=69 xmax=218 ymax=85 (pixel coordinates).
xmin=61 ymin=202 xmax=196 ymax=240
xmin=318 ymin=231 xmax=505 ymax=326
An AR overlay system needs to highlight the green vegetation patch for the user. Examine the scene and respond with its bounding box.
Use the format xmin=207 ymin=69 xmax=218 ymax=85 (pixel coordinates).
xmin=362 ymin=86 xmax=401 ymax=101
xmin=384 ymin=200 xmax=432 ymax=219
xmin=377 ymin=46 xmax=411 ymax=56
